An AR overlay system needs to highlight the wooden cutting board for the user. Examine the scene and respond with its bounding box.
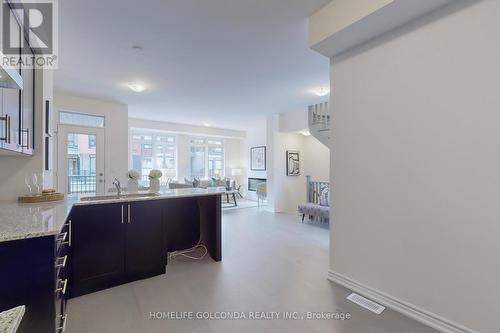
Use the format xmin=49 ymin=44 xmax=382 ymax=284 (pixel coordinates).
xmin=18 ymin=192 xmax=64 ymax=203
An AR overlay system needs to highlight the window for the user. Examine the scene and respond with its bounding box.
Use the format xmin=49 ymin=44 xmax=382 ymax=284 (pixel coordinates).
xmin=130 ymin=131 xmax=177 ymax=184
xmin=190 ymin=138 xmax=205 ymax=145
xmin=208 ymin=146 xmax=223 ymax=178
xmin=67 ymin=156 xmax=80 ymax=175
xmin=190 ymin=137 xmax=224 ymax=179
xmin=88 ymin=136 xmax=96 ymax=148
xmin=59 ymin=111 xmax=105 ymax=128
xmin=67 ymin=134 xmax=78 ymax=149
xmin=190 ymin=146 xmax=206 ymax=178
xmin=89 ymin=155 xmax=96 ymax=175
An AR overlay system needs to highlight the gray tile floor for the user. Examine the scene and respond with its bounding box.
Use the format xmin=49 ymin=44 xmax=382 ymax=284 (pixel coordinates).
xmin=67 ymin=207 xmax=439 ymax=333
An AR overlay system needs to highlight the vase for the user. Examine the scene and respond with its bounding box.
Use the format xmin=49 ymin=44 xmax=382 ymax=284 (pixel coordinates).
xmin=128 ymin=179 xmax=139 ymax=193
xmin=150 ymin=178 xmax=160 ymax=193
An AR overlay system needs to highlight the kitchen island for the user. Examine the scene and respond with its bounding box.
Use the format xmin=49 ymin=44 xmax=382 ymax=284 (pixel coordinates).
xmin=0 ymin=306 xmax=25 ymax=333
xmin=0 ymin=188 xmax=222 ymax=333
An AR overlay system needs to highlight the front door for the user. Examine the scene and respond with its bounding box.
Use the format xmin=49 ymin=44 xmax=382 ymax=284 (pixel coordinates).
xmin=57 ymin=125 xmax=105 ymax=196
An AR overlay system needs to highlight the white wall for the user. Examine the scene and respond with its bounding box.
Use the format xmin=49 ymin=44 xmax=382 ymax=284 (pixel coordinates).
xmin=244 ymin=125 xmax=268 ymax=200
xmin=54 ymin=93 xmax=129 ymax=190
xmin=271 ymin=134 xmax=330 ymax=214
xmin=0 ymin=70 xmax=50 ymax=200
xmin=270 ymin=131 xmax=307 ymax=213
xmin=224 ymin=138 xmax=244 ymax=181
xmin=330 ymin=1 xmax=498 ymax=332
xmin=266 ymin=111 xmax=330 ymax=214
xmin=129 ymin=118 xmax=245 ymax=139
xmin=278 ymin=110 xmax=308 ymax=133
xmin=309 ymin=0 xmax=393 ymax=47
xmin=304 ymin=136 xmax=330 ymax=182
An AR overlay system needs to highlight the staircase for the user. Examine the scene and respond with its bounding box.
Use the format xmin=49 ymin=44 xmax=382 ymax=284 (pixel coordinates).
xmin=308 ymin=102 xmax=331 ymax=147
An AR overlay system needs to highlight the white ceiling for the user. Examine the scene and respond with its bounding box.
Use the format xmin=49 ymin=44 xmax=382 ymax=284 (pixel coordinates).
xmin=55 ymin=0 xmax=331 ymax=130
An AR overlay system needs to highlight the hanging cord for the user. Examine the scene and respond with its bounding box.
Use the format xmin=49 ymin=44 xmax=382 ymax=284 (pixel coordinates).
xmin=168 ymin=200 xmax=208 ymax=261
xmin=168 ymin=238 xmax=208 ymax=260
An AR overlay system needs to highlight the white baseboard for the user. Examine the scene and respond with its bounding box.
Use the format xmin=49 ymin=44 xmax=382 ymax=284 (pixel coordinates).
xmin=327 ymin=270 xmax=478 ymax=333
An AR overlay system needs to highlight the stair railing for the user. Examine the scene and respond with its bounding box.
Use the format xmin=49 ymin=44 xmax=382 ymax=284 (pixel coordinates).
xmin=308 ymin=101 xmax=330 ymax=131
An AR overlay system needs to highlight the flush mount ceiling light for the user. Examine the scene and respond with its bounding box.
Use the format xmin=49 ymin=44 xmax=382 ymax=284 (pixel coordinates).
xmin=298 ymin=129 xmax=311 ymax=137
xmin=128 ymin=83 xmax=145 ymax=92
xmin=313 ymin=87 xmax=330 ymax=97
xmin=203 ymin=123 xmax=212 ymax=127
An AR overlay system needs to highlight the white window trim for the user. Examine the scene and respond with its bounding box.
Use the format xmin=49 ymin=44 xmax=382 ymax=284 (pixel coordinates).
xmin=189 ymin=137 xmax=225 ymax=179
xmin=129 ymin=131 xmax=178 ymax=180
xmin=58 ymin=110 xmax=106 ymax=128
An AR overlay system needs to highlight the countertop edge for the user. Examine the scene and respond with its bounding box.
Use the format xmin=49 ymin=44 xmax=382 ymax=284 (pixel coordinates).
xmin=0 ymin=190 xmax=223 ymax=243
xmin=73 ymin=190 xmax=223 ymax=206
xmin=0 ymin=305 xmax=25 ymax=333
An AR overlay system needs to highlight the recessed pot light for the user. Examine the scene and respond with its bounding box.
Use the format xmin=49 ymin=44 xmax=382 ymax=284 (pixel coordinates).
xmin=128 ymin=83 xmax=145 ymax=92
xmin=203 ymin=123 xmax=212 ymax=127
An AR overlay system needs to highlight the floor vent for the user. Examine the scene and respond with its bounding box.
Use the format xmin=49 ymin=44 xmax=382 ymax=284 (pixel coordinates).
xmin=346 ymin=293 xmax=386 ymax=315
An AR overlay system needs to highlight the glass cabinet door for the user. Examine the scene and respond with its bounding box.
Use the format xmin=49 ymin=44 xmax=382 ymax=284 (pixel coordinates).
xmin=21 ymin=45 xmax=35 ymax=154
xmin=1 ymin=12 xmax=22 ymax=153
xmin=0 ymin=89 xmax=4 ymax=149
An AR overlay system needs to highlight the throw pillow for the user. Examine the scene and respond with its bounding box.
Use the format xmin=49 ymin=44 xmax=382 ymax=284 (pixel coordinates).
xmin=319 ymin=185 xmax=330 ymax=206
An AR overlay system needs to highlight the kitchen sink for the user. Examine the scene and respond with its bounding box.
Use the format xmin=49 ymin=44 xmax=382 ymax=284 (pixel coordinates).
xmin=80 ymin=193 xmax=160 ymax=202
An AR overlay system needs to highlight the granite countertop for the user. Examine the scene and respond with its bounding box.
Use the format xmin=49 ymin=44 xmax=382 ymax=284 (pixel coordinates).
xmin=0 ymin=306 xmax=25 ymax=333
xmin=0 ymin=188 xmax=223 ymax=243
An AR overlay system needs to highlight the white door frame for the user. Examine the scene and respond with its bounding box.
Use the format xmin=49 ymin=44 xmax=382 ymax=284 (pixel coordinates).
xmin=56 ymin=124 xmax=106 ymax=195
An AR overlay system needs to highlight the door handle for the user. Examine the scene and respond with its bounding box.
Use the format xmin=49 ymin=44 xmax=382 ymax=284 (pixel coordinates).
xmin=121 ymin=205 xmax=124 ymax=224
xmin=128 ymin=204 xmax=131 ymax=223
xmin=0 ymin=115 xmax=10 ymax=143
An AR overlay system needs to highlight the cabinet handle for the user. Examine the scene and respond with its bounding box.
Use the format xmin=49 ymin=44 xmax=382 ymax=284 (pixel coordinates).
xmin=0 ymin=115 xmax=10 ymax=143
xmin=128 ymin=204 xmax=131 ymax=223
xmin=56 ymin=314 xmax=68 ymax=332
xmin=121 ymin=205 xmax=124 ymax=224
xmin=55 ymin=279 xmax=68 ymax=295
xmin=68 ymin=220 xmax=72 ymax=247
xmin=20 ymin=128 xmax=29 ymax=149
xmin=55 ymin=255 xmax=67 ymax=268
xmin=57 ymin=232 xmax=68 ymax=243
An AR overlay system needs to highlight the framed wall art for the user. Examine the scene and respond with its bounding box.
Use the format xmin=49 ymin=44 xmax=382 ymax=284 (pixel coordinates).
xmin=250 ymin=146 xmax=266 ymax=171
xmin=286 ymin=150 xmax=300 ymax=176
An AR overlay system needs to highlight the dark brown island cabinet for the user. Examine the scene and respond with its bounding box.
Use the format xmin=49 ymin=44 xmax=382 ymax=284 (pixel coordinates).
xmin=0 ymin=194 xmax=221 ymax=333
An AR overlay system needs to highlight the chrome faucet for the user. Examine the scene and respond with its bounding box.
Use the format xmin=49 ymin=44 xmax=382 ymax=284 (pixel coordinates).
xmin=112 ymin=178 xmax=122 ymax=196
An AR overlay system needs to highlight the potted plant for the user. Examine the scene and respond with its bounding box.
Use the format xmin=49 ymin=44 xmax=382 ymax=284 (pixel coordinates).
xmin=149 ymin=169 xmax=163 ymax=193
xmin=126 ymin=170 xmax=140 ymax=193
